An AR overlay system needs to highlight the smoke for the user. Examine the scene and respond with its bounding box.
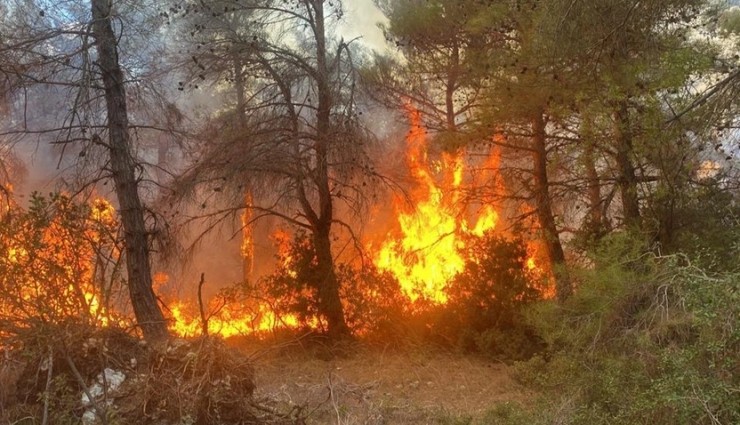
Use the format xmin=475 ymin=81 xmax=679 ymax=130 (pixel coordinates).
xmin=339 ymin=0 xmax=389 ymax=52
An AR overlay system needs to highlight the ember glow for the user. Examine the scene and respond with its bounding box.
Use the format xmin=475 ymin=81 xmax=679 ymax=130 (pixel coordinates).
xmin=373 ymin=105 xmax=499 ymax=303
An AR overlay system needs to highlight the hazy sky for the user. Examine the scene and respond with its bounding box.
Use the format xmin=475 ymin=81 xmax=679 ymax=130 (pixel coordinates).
xmin=339 ymin=0 xmax=389 ymax=52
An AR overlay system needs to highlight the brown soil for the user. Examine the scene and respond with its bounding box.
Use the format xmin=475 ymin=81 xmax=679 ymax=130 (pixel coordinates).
xmin=249 ymin=344 xmax=532 ymax=424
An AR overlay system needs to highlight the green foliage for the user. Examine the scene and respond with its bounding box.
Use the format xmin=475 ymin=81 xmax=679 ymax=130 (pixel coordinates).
xmin=436 ymin=235 xmax=545 ymax=361
xmin=478 ymin=402 xmax=534 ymax=425
xmin=668 ymin=183 xmax=740 ymax=272
xmin=508 ymin=244 xmax=740 ymax=425
xmin=719 ymin=7 xmax=740 ymax=34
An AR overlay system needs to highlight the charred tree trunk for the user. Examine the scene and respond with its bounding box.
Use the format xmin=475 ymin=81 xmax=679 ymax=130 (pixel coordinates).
xmin=531 ymin=112 xmax=572 ymax=302
xmin=613 ymin=102 xmax=641 ymax=228
xmin=91 ymin=0 xmax=168 ymax=342
xmin=312 ymin=0 xmax=349 ymax=338
xmin=312 ymin=223 xmax=349 ymax=338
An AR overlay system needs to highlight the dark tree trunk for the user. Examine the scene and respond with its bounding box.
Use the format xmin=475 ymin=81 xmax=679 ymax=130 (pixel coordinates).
xmin=91 ymin=0 xmax=168 ymax=342
xmin=445 ymin=42 xmax=459 ymax=133
xmin=311 ymin=0 xmax=349 ymax=338
xmin=613 ymin=102 xmax=641 ymax=228
xmin=532 ymin=112 xmax=572 ymax=302
xmin=312 ymin=223 xmax=349 ymax=338
xmin=584 ymin=139 xmax=606 ymax=239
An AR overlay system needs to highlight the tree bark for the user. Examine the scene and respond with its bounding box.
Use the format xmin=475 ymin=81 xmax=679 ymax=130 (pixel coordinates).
xmin=312 ymin=223 xmax=349 ymax=338
xmin=311 ymin=0 xmax=349 ymax=338
xmin=613 ymin=102 xmax=641 ymax=228
xmin=532 ymin=112 xmax=572 ymax=302
xmin=91 ymin=0 xmax=168 ymax=342
xmin=445 ymin=42 xmax=459 ymax=133
xmin=584 ymin=138 xmax=606 ymax=239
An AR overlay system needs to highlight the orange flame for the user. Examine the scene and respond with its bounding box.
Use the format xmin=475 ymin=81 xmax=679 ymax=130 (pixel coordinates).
xmin=374 ymin=105 xmax=499 ymax=303
xmin=168 ymin=298 xmax=301 ymax=338
xmin=0 ymin=195 xmax=123 ymax=333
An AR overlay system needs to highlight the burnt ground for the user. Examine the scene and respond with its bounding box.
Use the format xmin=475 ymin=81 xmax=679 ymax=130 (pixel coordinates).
xmin=247 ymin=343 xmax=532 ymax=424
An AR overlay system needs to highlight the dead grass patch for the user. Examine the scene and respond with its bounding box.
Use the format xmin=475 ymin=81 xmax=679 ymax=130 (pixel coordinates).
xmin=248 ymin=342 xmax=531 ymax=424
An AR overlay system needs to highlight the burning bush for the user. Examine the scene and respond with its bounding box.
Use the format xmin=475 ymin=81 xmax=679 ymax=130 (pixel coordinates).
xmin=0 ymin=193 xmax=127 ymax=345
xmin=258 ymin=229 xmax=548 ymax=356
xmin=262 ymin=231 xmax=406 ymax=336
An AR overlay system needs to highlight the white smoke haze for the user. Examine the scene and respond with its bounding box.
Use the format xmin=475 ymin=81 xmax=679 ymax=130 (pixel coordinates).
xmin=338 ymin=0 xmax=389 ymax=52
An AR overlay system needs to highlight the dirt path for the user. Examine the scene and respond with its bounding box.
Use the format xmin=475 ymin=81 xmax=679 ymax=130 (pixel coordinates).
xmin=250 ymin=346 xmax=531 ymax=424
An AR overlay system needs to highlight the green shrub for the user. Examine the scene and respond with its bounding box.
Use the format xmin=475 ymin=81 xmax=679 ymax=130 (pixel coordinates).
xmin=512 ymin=245 xmax=740 ymax=425
xmin=438 ymin=235 xmax=545 ymax=361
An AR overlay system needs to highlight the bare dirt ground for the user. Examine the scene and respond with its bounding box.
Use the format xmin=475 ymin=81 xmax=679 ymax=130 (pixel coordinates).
xmin=247 ymin=343 xmax=532 ymax=424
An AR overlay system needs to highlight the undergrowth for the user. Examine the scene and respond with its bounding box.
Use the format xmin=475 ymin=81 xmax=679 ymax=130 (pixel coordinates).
xmin=472 ymin=235 xmax=739 ymax=425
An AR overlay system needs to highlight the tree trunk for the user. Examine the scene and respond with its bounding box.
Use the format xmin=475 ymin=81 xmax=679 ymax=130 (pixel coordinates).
xmin=233 ymin=53 xmax=247 ymax=124
xmin=233 ymin=53 xmax=254 ymax=280
xmin=241 ymin=192 xmax=254 ymax=281
xmin=313 ymin=224 xmax=349 ymax=338
xmin=532 ymin=112 xmax=572 ymax=302
xmin=445 ymin=42 xmax=459 ymax=133
xmin=583 ymin=138 xmax=605 ymax=239
xmin=613 ymin=102 xmax=641 ymax=228
xmin=91 ymin=0 xmax=168 ymax=342
xmin=311 ymin=0 xmax=349 ymax=338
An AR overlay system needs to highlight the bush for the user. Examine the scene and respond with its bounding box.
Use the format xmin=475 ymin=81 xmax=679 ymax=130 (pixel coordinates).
xmin=0 ymin=193 xmax=126 ymax=345
xmin=511 ymin=244 xmax=740 ymax=425
xmin=261 ymin=231 xmax=406 ymax=335
xmin=436 ymin=234 xmax=545 ymax=361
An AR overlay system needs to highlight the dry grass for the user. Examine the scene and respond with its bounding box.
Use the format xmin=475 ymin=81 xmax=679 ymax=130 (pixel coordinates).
xmin=3 ymin=327 xmax=530 ymax=424
xmin=249 ymin=343 xmax=532 ymax=424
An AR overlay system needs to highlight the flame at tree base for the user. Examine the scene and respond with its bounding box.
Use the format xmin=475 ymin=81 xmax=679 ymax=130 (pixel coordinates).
xmin=167 ymin=300 xmax=302 ymax=338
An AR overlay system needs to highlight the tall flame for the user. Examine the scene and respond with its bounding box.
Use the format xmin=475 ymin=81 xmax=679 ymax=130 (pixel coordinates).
xmin=374 ymin=105 xmax=499 ymax=303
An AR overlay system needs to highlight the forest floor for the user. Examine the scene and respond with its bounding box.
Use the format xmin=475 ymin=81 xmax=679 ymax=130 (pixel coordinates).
xmin=244 ymin=341 xmax=532 ymax=424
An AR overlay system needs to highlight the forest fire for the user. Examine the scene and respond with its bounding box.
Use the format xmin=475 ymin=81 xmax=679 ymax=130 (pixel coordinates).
xmin=167 ymin=300 xmax=300 ymax=338
xmin=161 ymin=106 xmax=519 ymax=336
xmin=0 ymin=109 xmax=536 ymax=340
xmin=0 ymin=105 xmax=539 ymax=341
